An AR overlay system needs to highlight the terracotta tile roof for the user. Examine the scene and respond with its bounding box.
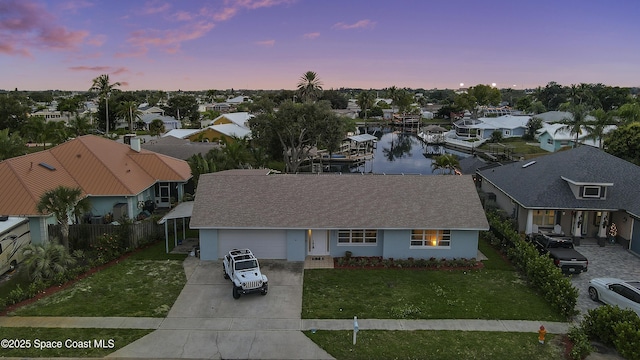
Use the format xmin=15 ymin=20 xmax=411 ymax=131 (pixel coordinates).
xmin=191 ymin=171 xmax=489 ymax=230
xmin=0 ymin=135 xmax=191 ymax=216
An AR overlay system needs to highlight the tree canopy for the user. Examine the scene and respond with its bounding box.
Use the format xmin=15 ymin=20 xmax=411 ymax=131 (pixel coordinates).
xmin=36 ymin=186 xmax=91 ymax=250
xmin=250 ymin=100 xmax=348 ymax=173
xmin=605 ymin=122 xmax=640 ymax=165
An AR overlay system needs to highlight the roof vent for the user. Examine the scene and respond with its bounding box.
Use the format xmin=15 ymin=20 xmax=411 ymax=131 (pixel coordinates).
xmin=39 ymin=162 xmax=56 ymax=171
xmin=522 ymin=161 xmax=536 ymax=168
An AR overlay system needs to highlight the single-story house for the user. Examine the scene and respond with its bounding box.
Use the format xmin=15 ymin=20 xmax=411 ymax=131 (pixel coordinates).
xmin=476 ymin=145 xmax=640 ymax=255
xmin=453 ymin=115 xmax=530 ymax=139
xmin=200 ymin=112 xmax=253 ymax=129
xmin=536 ymin=123 xmax=616 ymax=152
xmin=0 ymin=135 xmax=192 ymax=244
xmin=139 ymin=114 xmax=181 ymax=131
xmin=141 ymin=135 xmax=220 ymax=160
xmin=190 ymin=170 xmax=489 ymax=261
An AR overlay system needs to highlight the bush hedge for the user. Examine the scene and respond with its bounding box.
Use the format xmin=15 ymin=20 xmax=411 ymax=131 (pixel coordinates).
xmin=485 ymin=211 xmax=578 ymax=319
xmin=580 ymin=305 xmax=640 ymax=359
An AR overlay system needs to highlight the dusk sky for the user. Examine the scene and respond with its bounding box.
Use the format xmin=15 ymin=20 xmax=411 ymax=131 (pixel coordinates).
xmin=1 ymin=0 xmax=639 ymax=92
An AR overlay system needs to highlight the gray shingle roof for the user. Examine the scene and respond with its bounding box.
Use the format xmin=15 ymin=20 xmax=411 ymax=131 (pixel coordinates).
xmin=141 ymin=136 xmax=220 ymax=160
xmin=191 ymin=172 xmax=489 ymax=230
xmin=478 ymin=146 xmax=640 ymax=216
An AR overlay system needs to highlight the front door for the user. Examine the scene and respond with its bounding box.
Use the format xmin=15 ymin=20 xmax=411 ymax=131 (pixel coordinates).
xmin=156 ymin=183 xmax=171 ymax=208
xmin=308 ymin=230 xmax=329 ymax=256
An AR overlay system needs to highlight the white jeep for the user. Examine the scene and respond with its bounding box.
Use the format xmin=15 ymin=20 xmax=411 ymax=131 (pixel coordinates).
xmin=223 ymin=249 xmax=268 ymax=299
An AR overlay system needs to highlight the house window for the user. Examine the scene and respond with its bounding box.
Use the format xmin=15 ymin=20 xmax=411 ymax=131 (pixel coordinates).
xmin=547 ymin=138 xmax=553 ymax=145
xmin=533 ymin=210 xmax=555 ymax=226
xmin=582 ymin=186 xmax=601 ymax=198
xmin=410 ymin=229 xmax=451 ymax=248
xmin=504 ymin=130 xmax=511 ymax=136
xmin=337 ymin=229 xmax=377 ymax=245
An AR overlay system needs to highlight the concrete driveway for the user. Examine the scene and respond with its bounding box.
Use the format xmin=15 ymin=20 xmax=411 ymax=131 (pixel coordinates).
xmin=108 ymin=258 xmax=333 ymax=359
xmin=570 ymin=243 xmax=640 ymax=319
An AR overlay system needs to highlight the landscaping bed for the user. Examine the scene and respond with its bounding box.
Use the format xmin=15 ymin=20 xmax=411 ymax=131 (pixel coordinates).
xmin=334 ymin=256 xmax=482 ymax=270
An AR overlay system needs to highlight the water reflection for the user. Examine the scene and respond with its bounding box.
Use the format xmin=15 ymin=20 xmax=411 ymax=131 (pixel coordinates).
xmin=327 ymin=127 xmax=468 ymax=174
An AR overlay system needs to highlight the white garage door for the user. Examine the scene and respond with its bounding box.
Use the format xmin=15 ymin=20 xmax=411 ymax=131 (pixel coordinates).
xmin=218 ymin=229 xmax=287 ymax=259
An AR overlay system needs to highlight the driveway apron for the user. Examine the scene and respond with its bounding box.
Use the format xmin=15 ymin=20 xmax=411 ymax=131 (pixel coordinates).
xmin=108 ymin=258 xmax=333 ymax=359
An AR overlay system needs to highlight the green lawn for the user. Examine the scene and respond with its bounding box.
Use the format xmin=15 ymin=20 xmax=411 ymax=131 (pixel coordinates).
xmin=303 ymin=239 xmax=564 ymax=321
xmin=305 ymin=330 xmax=564 ymax=360
xmin=8 ymin=242 xmax=187 ymax=317
xmin=0 ymin=328 xmax=152 ymax=358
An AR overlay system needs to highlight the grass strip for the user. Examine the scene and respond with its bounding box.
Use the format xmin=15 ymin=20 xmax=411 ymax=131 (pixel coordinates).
xmin=305 ymin=330 xmax=564 ymax=360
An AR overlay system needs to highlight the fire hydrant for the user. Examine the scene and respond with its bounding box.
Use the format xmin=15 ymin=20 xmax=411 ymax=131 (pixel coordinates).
xmin=538 ymin=325 xmax=547 ymax=344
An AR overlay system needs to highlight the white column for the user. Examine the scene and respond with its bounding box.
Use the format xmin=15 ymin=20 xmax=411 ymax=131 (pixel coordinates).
xmin=525 ymin=209 xmax=534 ymax=234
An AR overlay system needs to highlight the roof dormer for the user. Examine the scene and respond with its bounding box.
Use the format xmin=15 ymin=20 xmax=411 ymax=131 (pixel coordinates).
xmin=561 ymin=176 xmax=613 ymax=200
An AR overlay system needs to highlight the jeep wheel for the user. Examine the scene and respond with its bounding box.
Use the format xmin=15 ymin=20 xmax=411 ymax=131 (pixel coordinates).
xmin=261 ymin=288 xmax=268 ymax=296
xmin=232 ymin=286 xmax=241 ymax=299
xmin=8 ymin=260 xmax=17 ymax=272
xmin=588 ymin=287 xmax=599 ymax=302
xmin=223 ymin=271 xmax=229 ymax=280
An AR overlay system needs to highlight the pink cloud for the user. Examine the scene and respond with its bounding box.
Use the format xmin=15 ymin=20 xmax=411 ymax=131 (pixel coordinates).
xmin=0 ymin=0 xmax=89 ymax=56
xmin=303 ymin=32 xmax=320 ymax=39
xmin=211 ymin=0 xmax=295 ymax=22
xmin=86 ymin=34 xmax=106 ymax=46
xmin=68 ymin=66 xmax=129 ymax=76
xmin=142 ymin=1 xmax=170 ymax=15
xmin=175 ymin=11 xmax=193 ymax=21
xmin=119 ymin=81 xmax=130 ymax=87
xmin=58 ymin=0 xmax=94 ymax=13
xmin=120 ymin=21 xmax=215 ymax=57
xmin=256 ymin=39 xmax=275 ymax=47
xmin=332 ymin=19 xmax=376 ymax=30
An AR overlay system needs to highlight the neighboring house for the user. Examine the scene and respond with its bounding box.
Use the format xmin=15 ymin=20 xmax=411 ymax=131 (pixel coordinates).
xmin=536 ymin=123 xmax=616 ymax=152
xmin=164 ymin=125 xmax=249 ymax=144
xmin=30 ymin=110 xmax=73 ymax=123
xmin=532 ymin=111 xmax=594 ymax=124
xmin=0 ymin=135 xmax=192 ymax=244
xmin=226 ymin=96 xmax=251 ymax=104
xmin=476 ymin=146 xmax=640 ymax=255
xmin=141 ymin=136 xmax=220 ymax=160
xmin=139 ymin=114 xmax=181 ymax=131
xmin=190 ymin=170 xmax=489 ymax=261
xmin=453 ymin=115 xmax=530 ymax=139
xmin=201 ymin=112 xmax=253 ymax=128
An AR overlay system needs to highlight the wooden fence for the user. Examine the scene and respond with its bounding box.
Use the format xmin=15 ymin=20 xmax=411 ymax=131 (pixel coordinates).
xmin=48 ymin=221 xmax=164 ymax=250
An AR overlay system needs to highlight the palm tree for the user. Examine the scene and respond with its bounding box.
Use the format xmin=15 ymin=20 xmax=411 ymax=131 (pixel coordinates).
xmin=22 ymin=243 xmax=76 ymax=282
xmin=68 ymin=113 xmax=93 ymax=137
xmin=90 ymin=74 xmax=121 ymax=136
xmin=431 ymin=154 xmax=460 ymax=175
xmin=36 ymin=186 xmax=91 ymax=250
xmin=0 ymin=129 xmax=27 ymax=160
xmin=556 ymin=104 xmax=589 ymax=148
xmin=584 ymin=108 xmax=612 ymax=148
xmin=149 ymin=119 xmax=165 ymax=137
xmin=117 ymin=100 xmax=142 ymax=132
xmin=357 ymin=90 xmax=375 ymax=124
xmin=22 ymin=116 xmax=47 ymax=148
xmin=296 ymin=71 xmax=323 ymax=102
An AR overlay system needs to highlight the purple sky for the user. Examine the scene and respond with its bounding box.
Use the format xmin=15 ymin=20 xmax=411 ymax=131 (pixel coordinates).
xmin=1 ymin=0 xmax=639 ymax=91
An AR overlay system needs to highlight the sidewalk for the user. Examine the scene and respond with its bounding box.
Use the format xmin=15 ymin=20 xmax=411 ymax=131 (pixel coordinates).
xmin=0 ymin=316 xmax=570 ymax=333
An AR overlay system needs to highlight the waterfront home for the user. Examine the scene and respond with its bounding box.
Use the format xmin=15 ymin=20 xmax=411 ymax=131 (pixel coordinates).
xmin=190 ymin=170 xmax=489 ymax=261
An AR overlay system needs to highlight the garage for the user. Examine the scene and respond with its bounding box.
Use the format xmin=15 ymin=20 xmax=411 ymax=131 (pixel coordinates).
xmin=218 ymin=229 xmax=287 ymax=259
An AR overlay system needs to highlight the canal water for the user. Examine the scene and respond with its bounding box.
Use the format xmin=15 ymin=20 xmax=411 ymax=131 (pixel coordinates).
xmin=327 ymin=127 xmax=469 ymax=174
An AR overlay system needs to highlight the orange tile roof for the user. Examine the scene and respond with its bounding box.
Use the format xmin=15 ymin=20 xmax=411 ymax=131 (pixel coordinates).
xmin=0 ymin=135 xmax=191 ymax=216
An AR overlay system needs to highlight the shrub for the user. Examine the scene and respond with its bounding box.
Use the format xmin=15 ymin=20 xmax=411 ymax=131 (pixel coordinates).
xmin=487 ymin=211 xmax=578 ymax=319
xmin=22 ymin=243 xmax=77 ymax=282
xmin=581 ymin=305 xmax=640 ymax=346
xmin=612 ymin=321 xmax=640 ymax=360
xmin=90 ymin=233 xmax=125 ymax=264
xmin=567 ymin=325 xmax=592 ymax=360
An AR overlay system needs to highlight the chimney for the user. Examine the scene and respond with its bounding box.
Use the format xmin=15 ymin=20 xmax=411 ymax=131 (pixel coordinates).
xmin=131 ymin=137 xmax=141 ymax=152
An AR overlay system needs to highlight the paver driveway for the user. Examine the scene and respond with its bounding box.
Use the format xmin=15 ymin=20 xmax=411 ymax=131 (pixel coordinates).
xmin=570 ymin=243 xmax=640 ymax=319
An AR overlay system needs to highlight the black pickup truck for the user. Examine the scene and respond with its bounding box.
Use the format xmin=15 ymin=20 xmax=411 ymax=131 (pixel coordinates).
xmin=527 ymin=233 xmax=588 ymax=274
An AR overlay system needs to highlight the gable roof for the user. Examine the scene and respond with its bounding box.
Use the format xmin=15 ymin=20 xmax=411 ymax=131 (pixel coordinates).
xmin=477 ymin=146 xmax=640 ymax=216
xmin=0 ymin=135 xmax=191 ymax=216
xmin=210 ymin=123 xmax=251 ymax=138
xmin=191 ymin=172 xmax=489 ymax=230
xmin=163 ymin=129 xmax=200 ymax=139
xmin=213 ymin=112 xmax=252 ymax=127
